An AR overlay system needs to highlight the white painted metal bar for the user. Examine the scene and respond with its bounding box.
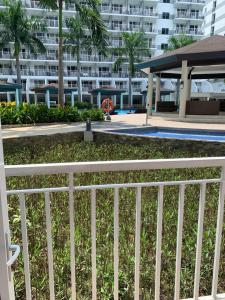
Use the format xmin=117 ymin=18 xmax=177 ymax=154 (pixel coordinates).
xmin=155 ymin=185 xmax=164 ymax=300
xmin=212 ymin=166 xmax=225 ymax=299
xmin=19 ymin=194 xmax=32 ymax=300
xmin=69 ymin=172 xmax=76 ymax=300
xmin=193 ymin=183 xmax=206 ymax=300
xmin=5 ymin=157 xmax=225 ymax=177
xmin=174 ymin=184 xmax=185 ymax=300
xmin=44 ymin=192 xmax=55 ymax=300
xmin=134 ymin=187 xmax=142 ymax=300
xmin=91 ymin=189 xmax=97 ymax=300
xmin=7 ymin=178 xmax=221 ymax=196
xmin=114 ymin=188 xmax=119 ymax=300
xmin=0 ymin=118 xmax=15 ymax=300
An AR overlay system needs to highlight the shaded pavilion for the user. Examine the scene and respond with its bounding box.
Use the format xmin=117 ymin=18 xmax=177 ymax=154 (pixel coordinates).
xmin=136 ymin=35 xmax=225 ymax=120
xmin=0 ymin=81 xmax=22 ymax=106
xmin=89 ymin=86 xmax=126 ymax=108
xmin=32 ymin=84 xmax=77 ymax=108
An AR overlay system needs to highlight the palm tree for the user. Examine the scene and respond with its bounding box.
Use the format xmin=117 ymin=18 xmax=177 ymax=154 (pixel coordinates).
xmin=64 ymin=15 xmax=108 ymax=103
xmin=113 ymin=31 xmax=150 ymax=107
xmin=167 ymin=34 xmax=196 ymax=51
xmin=38 ymin=0 xmax=106 ymax=107
xmin=0 ymin=0 xmax=46 ymax=87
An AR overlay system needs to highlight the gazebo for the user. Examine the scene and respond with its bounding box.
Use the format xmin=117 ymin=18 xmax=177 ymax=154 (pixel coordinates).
xmin=32 ymin=84 xmax=77 ymax=108
xmin=136 ymin=35 xmax=225 ymax=120
xmin=89 ymin=86 xmax=126 ymax=109
xmin=0 ymin=81 xmax=22 ymax=106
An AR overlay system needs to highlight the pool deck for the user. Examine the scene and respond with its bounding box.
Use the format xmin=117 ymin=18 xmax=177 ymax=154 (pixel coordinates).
xmin=2 ymin=113 xmax=225 ymax=139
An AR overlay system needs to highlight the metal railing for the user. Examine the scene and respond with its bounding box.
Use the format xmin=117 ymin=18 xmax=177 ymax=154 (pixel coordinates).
xmin=4 ymin=157 xmax=225 ymax=300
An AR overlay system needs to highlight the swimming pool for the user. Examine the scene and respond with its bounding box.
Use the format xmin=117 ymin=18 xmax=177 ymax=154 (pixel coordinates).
xmin=112 ymin=109 xmax=136 ymax=115
xmin=109 ymin=127 xmax=225 ymax=142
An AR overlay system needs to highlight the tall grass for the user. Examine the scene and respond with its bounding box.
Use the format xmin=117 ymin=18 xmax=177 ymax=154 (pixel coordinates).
xmin=4 ymin=140 xmax=225 ymax=299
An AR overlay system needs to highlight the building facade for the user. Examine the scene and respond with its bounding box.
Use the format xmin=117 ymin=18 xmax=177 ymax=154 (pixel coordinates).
xmin=0 ymin=0 xmax=205 ymax=106
xmin=204 ymin=0 xmax=225 ymax=36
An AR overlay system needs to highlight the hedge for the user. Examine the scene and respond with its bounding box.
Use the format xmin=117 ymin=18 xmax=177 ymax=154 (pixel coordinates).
xmin=0 ymin=104 xmax=104 ymax=125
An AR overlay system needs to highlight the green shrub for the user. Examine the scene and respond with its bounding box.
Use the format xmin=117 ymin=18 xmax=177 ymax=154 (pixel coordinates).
xmin=0 ymin=104 xmax=104 ymax=125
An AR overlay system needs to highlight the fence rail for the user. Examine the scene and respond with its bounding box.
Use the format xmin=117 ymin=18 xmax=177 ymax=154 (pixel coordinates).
xmin=4 ymin=157 xmax=225 ymax=300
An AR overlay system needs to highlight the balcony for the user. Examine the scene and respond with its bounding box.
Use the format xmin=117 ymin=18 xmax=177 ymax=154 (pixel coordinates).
xmin=175 ymin=29 xmax=203 ymax=35
xmin=1 ymin=157 xmax=225 ymax=299
xmin=175 ymin=0 xmax=205 ymax=4
xmin=175 ymin=12 xmax=204 ymax=19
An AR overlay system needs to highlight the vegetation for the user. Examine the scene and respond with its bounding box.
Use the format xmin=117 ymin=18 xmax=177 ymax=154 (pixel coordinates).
xmin=4 ymin=139 xmax=225 ymax=300
xmin=167 ymin=34 xmax=196 ymax=51
xmin=0 ymin=104 xmax=104 ymax=124
xmin=113 ymin=31 xmax=150 ymax=106
xmin=0 ymin=0 xmax=46 ymax=86
xmin=38 ymin=0 xmax=107 ymax=107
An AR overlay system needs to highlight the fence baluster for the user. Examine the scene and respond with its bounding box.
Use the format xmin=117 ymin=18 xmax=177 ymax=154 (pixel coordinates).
xmin=44 ymin=192 xmax=55 ymax=300
xmin=174 ymin=184 xmax=185 ymax=300
xmin=114 ymin=188 xmax=119 ymax=300
xmin=19 ymin=193 xmax=32 ymax=300
xmin=193 ymin=183 xmax=206 ymax=300
xmin=134 ymin=187 xmax=142 ymax=300
xmin=91 ymin=189 xmax=97 ymax=300
xmin=155 ymin=185 xmax=164 ymax=300
xmin=212 ymin=167 xmax=225 ymax=298
xmin=69 ymin=172 xmax=76 ymax=300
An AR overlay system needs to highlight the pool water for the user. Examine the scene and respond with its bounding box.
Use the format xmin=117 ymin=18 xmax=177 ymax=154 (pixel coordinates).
xmin=112 ymin=109 xmax=136 ymax=115
xmin=109 ymin=127 xmax=225 ymax=142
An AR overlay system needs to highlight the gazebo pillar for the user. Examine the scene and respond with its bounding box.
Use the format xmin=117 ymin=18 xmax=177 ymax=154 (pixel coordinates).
xmin=90 ymin=94 xmax=94 ymax=105
xmin=187 ymin=79 xmax=192 ymax=101
xmin=34 ymin=94 xmax=38 ymax=105
xmin=146 ymin=72 xmax=154 ymax=124
xmin=45 ymin=89 xmax=50 ymax=108
xmin=113 ymin=95 xmax=117 ymax=107
xmin=15 ymin=88 xmax=20 ymax=107
xmin=179 ymin=60 xmax=189 ymax=119
xmin=120 ymin=94 xmax=124 ymax=109
xmin=175 ymin=79 xmax=180 ymax=105
xmin=141 ymin=94 xmax=145 ymax=107
xmin=71 ymin=92 xmax=75 ymax=107
xmin=155 ymin=75 xmax=161 ymax=112
xmin=97 ymin=92 xmax=101 ymax=108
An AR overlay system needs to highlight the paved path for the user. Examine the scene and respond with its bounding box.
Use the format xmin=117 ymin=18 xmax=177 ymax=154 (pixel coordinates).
xmin=2 ymin=114 xmax=225 ymax=139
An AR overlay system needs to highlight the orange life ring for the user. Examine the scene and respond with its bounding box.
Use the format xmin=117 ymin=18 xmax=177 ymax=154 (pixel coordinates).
xmin=101 ymin=98 xmax=114 ymax=113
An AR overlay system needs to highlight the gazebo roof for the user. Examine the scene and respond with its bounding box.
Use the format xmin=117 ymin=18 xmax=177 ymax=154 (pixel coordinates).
xmin=89 ymin=86 xmax=126 ymax=95
xmin=0 ymin=81 xmax=22 ymax=92
xmin=137 ymin=35 xmax=225 ymax=78
xmin=32 ymin=84 xmax=77 ymax=94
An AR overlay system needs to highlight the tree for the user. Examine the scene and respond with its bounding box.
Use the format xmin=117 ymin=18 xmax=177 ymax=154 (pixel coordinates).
xmin=113 ymin=31 xmax=150 ymax=107
xmin=167 ymin=34 xmax=196 ymax=51
xmin=64 ymin=14 xmax=108 ymax=103
xmin=38 ymin=0 xmax=106 ymax=107
xmin=0 ymin=0 xmax=46 ymax=87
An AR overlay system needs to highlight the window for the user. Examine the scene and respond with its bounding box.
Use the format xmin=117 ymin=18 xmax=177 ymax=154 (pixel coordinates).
xmin=162 ymin=28 xmax=169 ymax=34
xmin=161 ymin=43 xmax=168 ymax=50
xmin=163 ymin=0 xmax=170 ymax=3
xmin=162 ymin=12 xmax=170 ymax=19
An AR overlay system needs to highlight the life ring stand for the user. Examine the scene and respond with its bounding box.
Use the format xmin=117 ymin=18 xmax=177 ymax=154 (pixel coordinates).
xmin=101 ymin=98 xmax=114 ymax=114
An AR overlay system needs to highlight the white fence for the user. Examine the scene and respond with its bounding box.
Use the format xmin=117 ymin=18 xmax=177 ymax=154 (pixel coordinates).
xmin=4 ymin=158 xmax=225 ymax=300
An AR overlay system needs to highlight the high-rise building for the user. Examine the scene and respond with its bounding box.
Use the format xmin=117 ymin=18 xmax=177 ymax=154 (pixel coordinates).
xmin=0 ymin=0 xmax=205 ymax=106
xmin=204 ymin=0 xmax=225 ymax=36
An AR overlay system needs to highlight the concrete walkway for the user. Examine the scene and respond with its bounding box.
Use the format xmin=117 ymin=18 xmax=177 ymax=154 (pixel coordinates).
xmin=2 ymin=114 xmax=225 ymax=139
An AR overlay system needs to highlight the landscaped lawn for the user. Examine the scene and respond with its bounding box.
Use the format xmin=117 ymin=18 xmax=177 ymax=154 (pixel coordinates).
xmin=4 ymin=139 xmax=225 ymax=300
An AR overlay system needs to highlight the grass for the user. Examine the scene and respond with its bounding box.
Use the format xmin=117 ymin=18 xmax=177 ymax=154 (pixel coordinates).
xmin=4 ymin=139 xmax=225 ymax=300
